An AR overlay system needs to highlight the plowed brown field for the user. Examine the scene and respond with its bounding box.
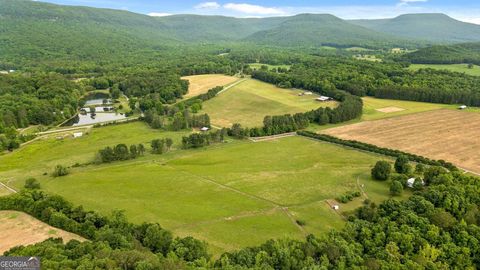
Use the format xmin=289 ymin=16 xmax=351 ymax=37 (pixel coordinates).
xmin=0 ymin=211 xmax=85 ymax=254
xmin=324 ymin=109 xmax=480 ymax=174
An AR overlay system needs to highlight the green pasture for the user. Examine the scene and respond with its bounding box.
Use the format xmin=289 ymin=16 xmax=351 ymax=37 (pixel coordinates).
xmin=201 ymin=79 xmax=336 ymax=127
xmin=307 ymin=96 xmax=459 ymax=132
xmin=0 ymin=122 xmax=190 ymax=182
xmin=8 ymin=135 xmax=396 ymax=254
xmin=409 ymin=64 xmax=480 ymax=76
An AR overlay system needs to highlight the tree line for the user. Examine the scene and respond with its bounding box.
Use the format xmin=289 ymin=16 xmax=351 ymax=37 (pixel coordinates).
xmin=96 ymin=139 xmax=176 ymax=164
xmin=298 ymin=131 xmax=458 ymax=171
xmin=250 ymin=70 xmax=363 ymax=136
xmin=96 ymin=143 xmax=146 ymax=163
xmin=0 ymin=190 xmax=209 ymax=269
xmin=181 ymin=129 xmax=227 ymax=149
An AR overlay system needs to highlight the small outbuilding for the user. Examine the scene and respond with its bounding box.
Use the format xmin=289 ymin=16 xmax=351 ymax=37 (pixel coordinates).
xmin=316 ymin=96 xmax=332 ymax=102
xmin=407 ymin=178 xmax=424 ymax=188
xmin=73 ymin=132 xmax=83 ymax=138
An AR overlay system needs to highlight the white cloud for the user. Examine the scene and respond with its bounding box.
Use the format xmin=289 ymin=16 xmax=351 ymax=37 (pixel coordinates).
xmin=148 ymin=12 xmax=172 ymax=17
xmin=397 ymin=0 xmax=428 ymax=7
xmin=457 ymin=17 xmax=480 ymax=25
xmin=223 ymin=3 xmax=285 ymax=15
xmin=195 ymin=2 xmax=221 ymax=10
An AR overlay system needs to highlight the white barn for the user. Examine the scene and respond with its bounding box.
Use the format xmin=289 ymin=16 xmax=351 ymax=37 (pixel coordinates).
xmin=316 ymin=96 xmax=332 ymax=102
xmin=407 ymin=178 xmax=424 ymax=188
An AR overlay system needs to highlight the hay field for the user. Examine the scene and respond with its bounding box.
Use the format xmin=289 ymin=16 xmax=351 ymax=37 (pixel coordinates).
xmin=0 ymin=211 xmax=84 ymax=254
xmin=182 ymin=74 xmax=239 ymax=98
xmin=324 ymin=109 xmax=480 ymax=174
xmin=35 ymin=136 xmax=393 ymax=254
xmin=409 ymin=64 xmax=480 ymax=76
xmin=201 ymin=79 xmax=337 ymax=127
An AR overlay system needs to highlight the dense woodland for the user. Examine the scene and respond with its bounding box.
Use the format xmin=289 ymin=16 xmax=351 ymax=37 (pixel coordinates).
xmin=251 ymin=57 xmax=480 ymax=106
xmin=402 ymin=42 xmax=480 ymax=64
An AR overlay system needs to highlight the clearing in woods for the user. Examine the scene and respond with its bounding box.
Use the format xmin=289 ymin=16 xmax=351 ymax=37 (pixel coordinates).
xmin=409 ymin=64 xmax=480 ymax=77
xmin=181 ymin=74 xmax=239 ymax=98
xmin=324 ymin=109 xmax=480 ymax=174
xmin=0 ymin=211 xmax=84 ymax=254
xmin=26 ymin=136 xmax=396 ymax=254
xmin=201 ymin=79 xmax=337 ymax=127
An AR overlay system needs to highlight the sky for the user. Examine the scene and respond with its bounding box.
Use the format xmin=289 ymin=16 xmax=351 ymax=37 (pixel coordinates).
xmin=37 ymin=0 xmax=480 ymax=24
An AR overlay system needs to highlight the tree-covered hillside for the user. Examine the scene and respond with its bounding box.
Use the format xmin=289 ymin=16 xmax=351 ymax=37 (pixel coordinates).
xmin=244 ymin=14 xmax=412 ymax=48
xmin=155 ymin=15 xmax=288 ymax=42
xmin=402 ymin=42 xmax=480 ymax=64
xmin=0 ymin=0 xmax=178 ymax=67
xmin=351 ymin=13 xmax=480 ymax=44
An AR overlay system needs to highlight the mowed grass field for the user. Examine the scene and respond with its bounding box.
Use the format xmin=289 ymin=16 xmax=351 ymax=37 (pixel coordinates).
xmin=307 ymin=96 xmax=462 ymax=132
xmin=0 ymin=122 xmax=191 ymax=184
xmin=409 ymin=64 xmax=480 ymax=76
xmin=324 ymin=109 xmax=480 ymax=174
xmin=181 ymin=74 xmax=239 ymax=98
xmin=201 ymin=79 xmax=337 ymax=127
xmin=361 ymin=96 xmax=462 ymax=121
xmin=249 ymin=63 xmax=291 ymax=71
xmin=0 ymin=211 xmax=85 ymax=254
xmin=5 ymin=135 xmax=396 ymax=254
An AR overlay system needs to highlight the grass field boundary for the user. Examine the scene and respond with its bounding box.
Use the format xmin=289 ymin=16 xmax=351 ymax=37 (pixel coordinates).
xmin=297 ymin=131 xmax=457 ymax=170
xmin=162 ymin=163 xmax=307 ymax=235
xmin=0 ymin=181 xmax=17 ymax=194
xmin=249 ymin=132 xmax=297 ymax=142
xmin=215 ymin=78 xmax=248 ymax=95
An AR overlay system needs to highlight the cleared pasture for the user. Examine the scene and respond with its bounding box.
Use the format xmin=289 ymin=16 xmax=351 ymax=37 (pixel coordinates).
xmin=307 ymin=96 xmax=459 ymax=132
xmin=181 ymin=74 xmax=239 ymax=98
xmin=0 ymin=122 xmax=190 ymax=186
xmin=324 ymin=109 xmax=480 ymax=174
xmin=36 ymin=136 xmax=393 ymax=253
xmin=409 ymin=64 xmax=480 ymax=76
xmin=201 ymin=79 xmax=337 ymax=127
xmin=249 ymin=63 xmax=291 ymax=71
xmin=0 ymin=211 xmax=84 ymax=254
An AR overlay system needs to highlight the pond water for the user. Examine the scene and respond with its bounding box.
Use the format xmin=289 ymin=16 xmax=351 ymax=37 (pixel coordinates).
xmin=84 ymin=98 xmax=112 ymax=106
xmin=62 ymin=97 xmax=125 ymax=126
xmin=63 ymin=112 xmax=126 ymax=126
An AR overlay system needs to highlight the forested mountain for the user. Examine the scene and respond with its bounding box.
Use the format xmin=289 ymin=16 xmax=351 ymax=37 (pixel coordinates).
xmin=155 ymin=15 xmax=288 ymax=42
xmin=244 ymin=14 xmax=410 ymax=48
xmin=0 ymin=0 xmax=177 ymax=66
xmin=351 ymin=14 xmax=480 ymax=44
xmin=402 ymin=42 xmax=480 ymax=64
xmin=3 ymin=0 xmax=480 ymax=68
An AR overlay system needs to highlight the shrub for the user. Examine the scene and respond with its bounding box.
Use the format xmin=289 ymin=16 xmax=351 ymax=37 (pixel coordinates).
xmin=24 ymin=178 xmax=40 ymax=189
xmin=296 ymin=219 xmax=306 ymax=226
xmin=52 ymin=165 xmax=69 ymax=177
xmin=371 ymin=161 xmax=392 ymax=181
xmin=390 ymin=180 xmax=404 ymax=196
xmin=394 ymin=155 xmax=410 ymax=174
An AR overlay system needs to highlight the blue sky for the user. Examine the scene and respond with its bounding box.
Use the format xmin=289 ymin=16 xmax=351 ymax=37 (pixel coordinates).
xmin=37 ymin=0 xmax=480 ymax=24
